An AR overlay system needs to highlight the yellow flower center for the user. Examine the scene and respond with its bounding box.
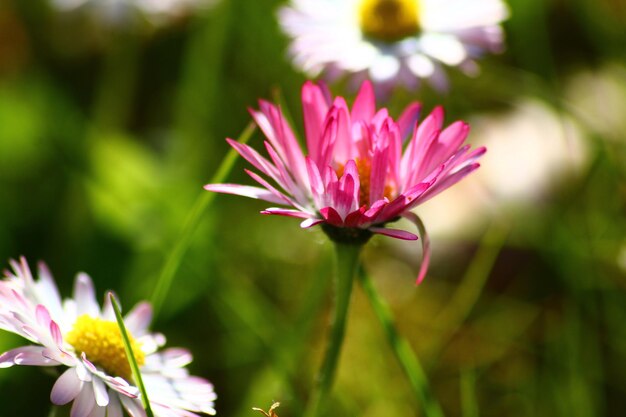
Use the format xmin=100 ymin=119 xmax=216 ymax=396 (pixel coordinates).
xmin=337 ymin=158 xmax=395 ymax=205
xmin=66 ymin=315 xmax=145 ymax=381
xmin=358 ymin=0 xmax=420 ymax=43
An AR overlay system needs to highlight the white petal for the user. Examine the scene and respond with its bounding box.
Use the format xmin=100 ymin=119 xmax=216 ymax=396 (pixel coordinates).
xmin=123 ymin=302 xmax=152 ymax=336
xmin=51 ymin=368 xmax=83 ymax=405
xmin=106 ymin=394 xmax=124 ymax=417
xmin=74 ymin=273 xmax=100 ymax=317
xmin=88 ymin=404 xmax=106 ymax=417
xmin=71 ymin=382 xmax=96 ymax=417
xmin=0 ymin=346 xmax=57 ymax=367
xmin=76 ymin=362 xmax=92 ymax=382
xmin=419 ymin=33 xmax=467 ymax=66
xmin=369 ymin=55 xmax=401 ymax=82
xmin=120 ymin=395 xmax=147 ymax=417
xmin=35 ymin=262 xmax=65 ymax=325
xmin=92 ymin=376 xmax=110 ymax=407
xmin=407 ymin=54 xmax=435 ymax=77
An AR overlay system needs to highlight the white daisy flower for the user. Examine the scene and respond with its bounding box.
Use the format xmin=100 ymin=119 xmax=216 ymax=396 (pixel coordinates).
xmin=0 ymin=257 xmax=217 ymax=417
xmin=278 ymin=0 xmax=509 ymax=91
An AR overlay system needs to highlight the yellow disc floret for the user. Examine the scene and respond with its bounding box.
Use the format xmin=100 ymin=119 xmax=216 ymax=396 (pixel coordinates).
xmin=337 ymin=158 xmax=395 ymax=205
xmin=66 ymin=315 xmax=145 ymax=381
xmin=359 ymin=0 xmax=420 ymax=43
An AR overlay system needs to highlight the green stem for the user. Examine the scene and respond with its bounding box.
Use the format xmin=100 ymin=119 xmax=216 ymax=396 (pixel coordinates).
xmin=47 ymin=405 xmax=60 ymax=417
xmin=460 ymin=369 xmax=479 ymax=417
xmin=109 ymin=293 xmax=155 ymax=417
xmin=358 ymin=268 xmax=445 ymax=417
xmin=303 ymin=242 xmax=362 ymax=417
xmin=149 ymin=122 xmax=255 ymax=318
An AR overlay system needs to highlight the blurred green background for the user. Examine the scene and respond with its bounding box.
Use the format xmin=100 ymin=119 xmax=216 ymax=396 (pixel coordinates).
xmin=1 ymin=0 xmax=625 ymax=416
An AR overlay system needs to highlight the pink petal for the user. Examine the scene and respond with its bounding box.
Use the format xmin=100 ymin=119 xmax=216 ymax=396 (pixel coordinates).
xmin=397 ymin=102 xmax=422 ymax=142
xmin=344 ymin=206 xmax=368 ymax=227
xmin=333 ymin=160 xmax=359 ymax=218
xmin=420 ymin=121 xmax=470 ymax=176
xmin=361 ymin=199 xmax=389 ymax=223
xmin=401 ymin=124 xmax=440 ymax=186
xmin=369 ymin=137 xmax=390 ymax=204
xmin=419 ymin=163 xmax=481 ymax=204
xmin=317 ymin=114 xmax=338 ymax=169
xmin=371 ymin=108 xmax=390 ymax=131
xmin=403 ymin=212 xmax=431 ymax=284
xmin=403 ymin=106 xmax=445 ymax=175
xmin=351 ymin=80 xmax=376 ymax=122
xmin=438 ymin=121 xmax=470 ymax=154
xmin=204 ymin=183 xmax=287 ymax=205
xmin=378 ymin=182 xmax=432 ymax=221
xmin=51 ymin=368 xmax=83 ymax=405
xmin=329 ymin=98 xmax=354 ymax=163
xmin=320 ymin=207 xmax=343 ymax=226
xmin=305 ymin=157 xmax=324 ymax=196
xmin=261 ymin=208 xmax=311 ymax=219
xmin=370 ymin=227 xmax=418 ymax=240
xmin=225 ymin=138 xmax=281 ymax=183
xmin=302 ymin=81 xmax=330 ymax=163
xmin=262 ymin=102 xmax=310 ymax=190
xmin=301 ymin=218 xmax=324 ymax=228
xmin=263 ymin=141 xmax=307 ymax=203
xmin=245 ymin=169 xmax=300 ymax=208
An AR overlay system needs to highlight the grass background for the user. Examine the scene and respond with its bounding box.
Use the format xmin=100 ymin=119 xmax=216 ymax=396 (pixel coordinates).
xmin=0 ymin=0 xmax=625 ymax=416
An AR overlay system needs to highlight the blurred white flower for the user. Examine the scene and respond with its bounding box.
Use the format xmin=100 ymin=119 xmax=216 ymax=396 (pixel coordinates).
xmin=475 ymin=99 xmax=588 ymax=202
xmin=417 ymin=99 xmax=589 ymax=239
xmin=565 ymin=63 xmax=626 ymax=142
xmin=51 ymin=0 xmax=216 ymax=26
xmin=278 ymin=0 xmax=509 ymax=92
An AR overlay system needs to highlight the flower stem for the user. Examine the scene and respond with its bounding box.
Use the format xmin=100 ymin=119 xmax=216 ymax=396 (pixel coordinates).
xmin=304 ymin=242 xmax=362 ymax=417
xmin=109 ymin=293 xmax=155 ymax=417
xmin=358 ymin=268 xmax=445 ymax=417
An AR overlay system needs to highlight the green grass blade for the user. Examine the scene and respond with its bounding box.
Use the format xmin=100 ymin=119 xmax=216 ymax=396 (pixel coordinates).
xmin=358 ymin=268 xmax=445 ymax=417
xmin=460 ymin=369 xmax=479 ymax=417
xmin=431 ymin=221 xmax=509 ymax=354
xmin=150 ymin=122 xmax=256 ymax=318
xmin=108 ymin=293 xmax=154 ymax=417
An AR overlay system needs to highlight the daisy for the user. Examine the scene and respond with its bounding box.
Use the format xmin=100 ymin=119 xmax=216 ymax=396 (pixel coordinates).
xmin=205 ymin=80 xmax=485 ymax=282
xmin=278 ymin=0 xmax=509 ymax=91
xmin=0 ymin=257 xmax=217 ymax=417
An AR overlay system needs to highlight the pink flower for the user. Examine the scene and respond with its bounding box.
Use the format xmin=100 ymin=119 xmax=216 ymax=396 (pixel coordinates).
xmin=205 ymin=81 xmax=485 ymax=282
